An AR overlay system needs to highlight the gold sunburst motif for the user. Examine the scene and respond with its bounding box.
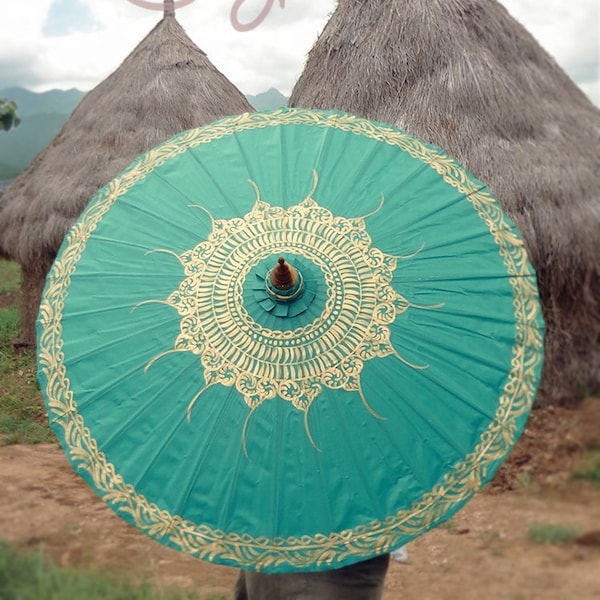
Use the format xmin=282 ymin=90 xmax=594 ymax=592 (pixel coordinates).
xmin=145 ymin=172 xmax=440 ymax=447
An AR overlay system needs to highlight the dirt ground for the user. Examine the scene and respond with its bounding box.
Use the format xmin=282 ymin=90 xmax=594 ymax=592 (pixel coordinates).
xmin=1 ymin=398 xmax=599 ymax=600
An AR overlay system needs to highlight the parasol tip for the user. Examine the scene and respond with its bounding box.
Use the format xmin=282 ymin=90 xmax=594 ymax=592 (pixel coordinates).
xmin=270 ymin=257 xmax=297 ymax=290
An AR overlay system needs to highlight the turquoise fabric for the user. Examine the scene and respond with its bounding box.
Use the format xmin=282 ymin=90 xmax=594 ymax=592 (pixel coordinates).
xmin=38 ymin=108 xmax=544 ymax=573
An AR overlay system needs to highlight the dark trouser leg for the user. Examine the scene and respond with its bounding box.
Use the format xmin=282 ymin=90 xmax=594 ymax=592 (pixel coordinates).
xmin=241 ymin=554 xmax=390 ymax=600
xmin=234 ymin=570 xmax=249 ymax=600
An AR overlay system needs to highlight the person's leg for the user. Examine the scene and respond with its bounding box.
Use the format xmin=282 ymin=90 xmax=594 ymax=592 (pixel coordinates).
xmin=310 ymin=554 xmax=390 ymax=600
xmin=233 ymin=570 xmax=249 ymax=600
xmin=243 ymin=570 xmax=309 ymax=599
xmin=242 ymin=554 xmax=390 ymax=600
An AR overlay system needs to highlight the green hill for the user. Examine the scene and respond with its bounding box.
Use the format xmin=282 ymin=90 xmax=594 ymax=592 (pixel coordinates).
xmin=0 ymin=163 xmax=21 ymax=181
xmin=0 ymin=111 xmax=73 ymax=178
xmin=0 ymin=87 xmax=85 ymax=117
xmin=246 ymin=88 xmax=288 ymax=110
xmin=0 ymin=87 xmax=85 ymax=177
xmin=0 ymin=86 xmax=288 ymax=179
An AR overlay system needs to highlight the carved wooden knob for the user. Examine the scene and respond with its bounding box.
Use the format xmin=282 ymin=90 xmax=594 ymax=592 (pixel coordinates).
xmin=270 ymin=257 xmax=298 ymax=290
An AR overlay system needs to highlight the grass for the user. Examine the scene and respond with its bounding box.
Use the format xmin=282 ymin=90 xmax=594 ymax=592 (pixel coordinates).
xmin=0 ymin=540 xmax=220 ymax=600
xmin=0 ymin=259 xmax=20 ymax=295
xmin=527 ymin=523 xmax=580 ymax=545
xmin=574 ymin=450 xmax=600 ymax=488
xmin=0 ymin=262 xmax=54 ymax=444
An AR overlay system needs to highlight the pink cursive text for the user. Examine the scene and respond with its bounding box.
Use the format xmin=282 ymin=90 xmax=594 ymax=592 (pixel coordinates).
xmin=127 ymin=0 xmax=285 ymax=32
xmin=230 ymin=0 xmax=286 ymax=32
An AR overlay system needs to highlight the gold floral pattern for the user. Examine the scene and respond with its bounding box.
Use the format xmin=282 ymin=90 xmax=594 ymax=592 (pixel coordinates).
xmin=149 ymin=175 xmax=426 ymax=431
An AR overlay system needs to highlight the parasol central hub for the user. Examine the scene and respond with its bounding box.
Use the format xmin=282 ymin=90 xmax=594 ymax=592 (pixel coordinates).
xmin=266 ymin=257 xmax=304 ymax=302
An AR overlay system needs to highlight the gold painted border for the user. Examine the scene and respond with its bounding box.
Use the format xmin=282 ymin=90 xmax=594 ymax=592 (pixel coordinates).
xmin=38 ymin=108 xmax=543 ymax=571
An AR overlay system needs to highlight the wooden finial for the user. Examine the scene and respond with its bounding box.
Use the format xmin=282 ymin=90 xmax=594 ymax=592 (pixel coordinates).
xmin=270 ymin=257 xmax=297 ymax=290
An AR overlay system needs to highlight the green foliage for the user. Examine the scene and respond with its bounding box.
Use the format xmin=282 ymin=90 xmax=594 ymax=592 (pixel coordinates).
xmin=0 ymin=99 xmax=20 ymax=132
xmin=527 ymin=523 xmax=580 ymax=545
xmin=0 ymin=540 xmax=209 ymax=600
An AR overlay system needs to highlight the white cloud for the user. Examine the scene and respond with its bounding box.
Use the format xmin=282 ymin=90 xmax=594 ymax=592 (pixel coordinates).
xmin=579 ymin=80 xmax=600 ymax=106
xmin=43 ymin=0 xmax=103 ymax=37
xmin=501 ymin=0 xmax=599 ymax=88
xmin=0 ymin=0 xmax=597 ymax=106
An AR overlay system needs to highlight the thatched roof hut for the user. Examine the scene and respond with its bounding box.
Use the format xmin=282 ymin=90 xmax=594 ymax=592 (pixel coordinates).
xmin=0 ymin=9 xmax=253 ymax=346
xmin=289 ymin=0 xmax=600 ymax=405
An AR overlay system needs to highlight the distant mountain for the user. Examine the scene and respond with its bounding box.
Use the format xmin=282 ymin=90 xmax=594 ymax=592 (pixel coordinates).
xmin=0 ymin=86 xmax=289 ymax=180
xmin=0 ymin=112 xmax=75 ymax=179
xmin=246 ymin=88 xmax=288 ymax=110
xmin=0 ymin=87 xmax=85 ymax=180
xmin=0 ymin=87 xmax=85 ymax=117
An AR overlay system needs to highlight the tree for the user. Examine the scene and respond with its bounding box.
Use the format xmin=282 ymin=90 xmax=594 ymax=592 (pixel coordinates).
xmin=0 ymin=99 xmax=20 ymax=131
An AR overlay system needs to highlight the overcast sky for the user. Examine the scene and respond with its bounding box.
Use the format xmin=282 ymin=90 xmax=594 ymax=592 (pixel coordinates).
xmin=0 ymin=0 xmax=598 ymax=106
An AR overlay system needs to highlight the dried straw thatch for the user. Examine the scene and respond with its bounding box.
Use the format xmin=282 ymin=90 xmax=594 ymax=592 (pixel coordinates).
xmin=289 ymin=0 xmax=600 ymax=405
xmin=0 ymin=13 xmax=253 ymax=346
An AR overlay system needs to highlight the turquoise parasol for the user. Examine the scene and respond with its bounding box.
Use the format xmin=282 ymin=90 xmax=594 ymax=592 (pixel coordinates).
xmin=37 ymin=108 xmax=544 ymax=573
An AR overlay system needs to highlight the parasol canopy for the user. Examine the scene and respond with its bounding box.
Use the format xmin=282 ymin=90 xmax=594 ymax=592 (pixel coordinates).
xmin=37 ymin=108 xmax=544 ymax=573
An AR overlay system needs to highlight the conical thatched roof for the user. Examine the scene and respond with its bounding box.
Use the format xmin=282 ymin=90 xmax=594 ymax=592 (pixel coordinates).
xmin=0 ymin=15 xmax=252 ymax=266
xmin=0 ymin=14 xmax=253 ymax=345
xmin=289 ymin=0 xmax=600 ymax=405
